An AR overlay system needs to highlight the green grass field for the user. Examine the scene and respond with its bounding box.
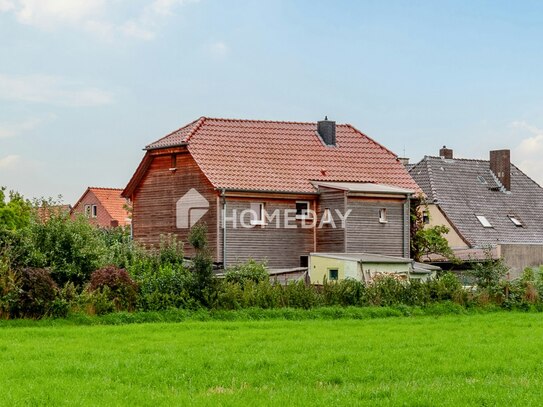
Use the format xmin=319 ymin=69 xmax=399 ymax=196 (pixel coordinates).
xmin=2 ymin=312 xmax=543 ymax=406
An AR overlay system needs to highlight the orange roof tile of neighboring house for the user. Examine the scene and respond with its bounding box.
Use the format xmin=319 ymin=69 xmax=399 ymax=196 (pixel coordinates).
xmin=72 ymin=187 xmax=131 ymax=226
xmin=139 ymin=117 xmax=420 ymax=194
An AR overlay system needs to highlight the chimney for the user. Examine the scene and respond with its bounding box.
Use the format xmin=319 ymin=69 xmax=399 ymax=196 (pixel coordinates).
xmin=317 ymin=116 xmax=336 ymax=146
xmin=490 ymin=149 xmax=511 ymax=191
xmin=439 ymin=146 xmax=453 ymax=159
xmin=398 ymin=157 xmax=410 ymax=166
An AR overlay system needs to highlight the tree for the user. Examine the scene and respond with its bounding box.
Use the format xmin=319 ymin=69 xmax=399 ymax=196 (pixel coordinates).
xmin=188 ymin=223 xmax=216 ymax=305
xmin=410 ymin=197 xmax=457 ymax=263
xmin=0 ymin=188 xmax=32 ymax=231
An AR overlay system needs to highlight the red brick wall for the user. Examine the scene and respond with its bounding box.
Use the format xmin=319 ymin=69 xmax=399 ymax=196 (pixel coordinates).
xmin=71 ymin=191 xmax=115 ymax=227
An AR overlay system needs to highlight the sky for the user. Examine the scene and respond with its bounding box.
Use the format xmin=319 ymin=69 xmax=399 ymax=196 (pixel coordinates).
xmin=1 ymin=0 xmax=543 ymax=204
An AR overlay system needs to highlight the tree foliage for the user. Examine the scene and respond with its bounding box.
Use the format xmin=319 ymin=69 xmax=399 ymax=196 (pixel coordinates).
xmin=0 ymin=188 xmax=32 ymax=231
xmin=410 ymin=197 xmax=457 ymax=262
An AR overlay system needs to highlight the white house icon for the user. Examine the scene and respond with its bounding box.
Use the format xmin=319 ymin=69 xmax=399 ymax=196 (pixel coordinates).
xmin=176 ymin=188 xmax=210 ymax=229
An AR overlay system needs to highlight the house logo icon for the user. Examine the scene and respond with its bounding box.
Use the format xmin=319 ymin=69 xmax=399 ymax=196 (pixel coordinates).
xmin=176 ymin=188 xmax=209 ymax=228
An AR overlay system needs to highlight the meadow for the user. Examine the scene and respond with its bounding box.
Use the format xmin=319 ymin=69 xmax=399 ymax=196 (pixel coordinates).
xmin=1 ymin=311 xmax=543 ymax=406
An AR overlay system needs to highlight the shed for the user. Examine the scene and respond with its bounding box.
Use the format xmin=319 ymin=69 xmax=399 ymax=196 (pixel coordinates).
xmin=309 ymin=253 xmax=422 ymax=284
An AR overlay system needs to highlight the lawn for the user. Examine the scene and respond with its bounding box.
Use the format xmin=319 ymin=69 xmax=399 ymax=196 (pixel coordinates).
xmin=1 ymin=312 xmax=543 ymax=406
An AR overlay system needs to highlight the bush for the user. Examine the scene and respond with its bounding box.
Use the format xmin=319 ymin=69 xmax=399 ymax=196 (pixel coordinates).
xmin=88 ymin=266 xmax=138 ymax=311
xmin=14 ymin=267 xmax=58 ymax=319
xmin=225 ymin=259 xmax=269 ymax=287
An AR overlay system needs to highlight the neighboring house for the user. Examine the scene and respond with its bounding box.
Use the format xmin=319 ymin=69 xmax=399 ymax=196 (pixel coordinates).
xmin=409 ymin=146 xmax=543 ymax=278
xmin=36 ymin=204 xmax=72 ymax=222
xmin=309 ymin=253 xmax=438 ymax=284
xmin=71 ymin=187 xmax=131 ymax=228
xmin=122 ymin=116 xmax=420 ymax=269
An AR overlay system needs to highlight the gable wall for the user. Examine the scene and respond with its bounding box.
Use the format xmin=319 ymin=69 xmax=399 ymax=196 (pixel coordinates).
xmin=132 ymin=152 xmax=219 ymax=259
xmin=71 ymin=191 xmax=114 ymax=227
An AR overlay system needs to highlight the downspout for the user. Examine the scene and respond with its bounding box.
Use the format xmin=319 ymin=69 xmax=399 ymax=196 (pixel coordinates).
xmin=221 ymin=189 xmax=227 ymax=269
xmin=405 ymin=194 xmax=411 ymax=259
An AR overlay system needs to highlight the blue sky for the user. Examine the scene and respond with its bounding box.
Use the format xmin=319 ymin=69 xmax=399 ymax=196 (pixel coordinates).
xmin=1 ymin=0 xmax=543 ymax=203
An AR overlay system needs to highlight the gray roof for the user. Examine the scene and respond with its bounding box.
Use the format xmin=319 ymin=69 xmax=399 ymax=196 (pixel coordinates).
xmin=409 ymin=156 xmax=543 ymax=246
xmin=312 ymin=181 xmax=414 ymax=195
xmin=311 ymin=252 xmax=412 ymax=264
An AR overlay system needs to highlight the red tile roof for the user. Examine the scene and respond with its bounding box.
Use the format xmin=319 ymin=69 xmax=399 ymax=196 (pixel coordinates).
xmin=73 ymin=187 xmax=131 ymax=226
xmin=142 ymin=117 xmax=420 ymax=194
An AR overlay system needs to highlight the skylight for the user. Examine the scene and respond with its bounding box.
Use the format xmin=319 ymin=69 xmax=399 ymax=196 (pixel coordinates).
xmin=509 ymin=215 xmax=523 ymax=227
xmin=476 ymin=215 xmax=492 ymax=228
xmin=477 ymin=175 xmax=487 ymax=185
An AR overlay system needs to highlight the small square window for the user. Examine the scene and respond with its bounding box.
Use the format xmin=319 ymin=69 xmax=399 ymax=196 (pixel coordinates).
xmin=509 ymin=215 xmax=522 ymax=227
xmin=250 ymin=203 xmax=265 ymax=225
xmin=422 ymin=210 xmax=430 ymax=224
xmin=91 ymin=205 xmax=98 ymax=218
xmin=322 ymin=208 xmax=333 ymax=224
xmin=296 ymin=201 xmax=311 ymax=219
xmin=328 ymin=269 xmax=339 ymax=281
xmin=476 ymin=215 xmax=492 ymax=228
xmin=379 ymin=208 xmax=387 ymax=223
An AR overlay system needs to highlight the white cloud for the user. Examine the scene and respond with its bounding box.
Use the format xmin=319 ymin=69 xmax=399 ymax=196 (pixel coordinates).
xmin=0 ymin=73 xmax=113 ymax=106
xmin=1 ymin=0 xmax=198 ymax=40
xmin=207 ymin=41 xmax=229 ymax=58
xmin=0 ymin=155 xmax=20 ymax=169
xmin=15 ymin=0 xmax=104 ymax=28
xmin=511 ymin=121 xmax=543 ymax=185
xmin=0 ymin=0 xmax=15 ymax=13
xmin=0 ymin=115 xmax=54 ymax=139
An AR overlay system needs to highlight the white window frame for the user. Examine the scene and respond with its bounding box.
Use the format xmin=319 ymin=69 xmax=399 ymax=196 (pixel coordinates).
xmin=508 ymin=215 xmax=522 ymax=227
xmin=379 ymin=208 xmax=387 ymax=223
xmin=328 ymin=268 xmax=339 ymax=281
xmin=321 ymin=208 xmax=333 ymax=224
xmin=84 ymin=205 xmax=91 ymax=218
xmin=91 ymin=205 xmax=98 ymax=218
xmin=476 ymin=215 xmax=492 ymax=228
xmin=295 ymin=201 xmax=312 ymax=220
xmin=250 ymin=202 xmax=265 ymax=226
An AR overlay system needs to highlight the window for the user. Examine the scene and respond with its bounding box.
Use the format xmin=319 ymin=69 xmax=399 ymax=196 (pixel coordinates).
xmin=328 ymin=269 xmax=339 ymax=281
xmin=300 ymin=256 xmax=309 ymax=268
xmin=477 ymin=175 xmax=487 ymax=185
xmin=250 ymin=202 xmax=265 ymax=225
xmin=379 ymin=208 xmax=387 ymax=223
xmin=91 ymin=205 xmax=98 ymax=218
xmin=296 ymin=201 xmax=311 ymax=219
xmin=509 ymin=215 xmax=523 ymax=227
xmin=476 ymin=215 xmax=492 ymax=228
xmin=321 ymin=208 xmax=333 ymax=224
xmin=423 ymin=210 xmax=430 ymax=224
xmin=84 ymin=205 xmax=91 ymax=218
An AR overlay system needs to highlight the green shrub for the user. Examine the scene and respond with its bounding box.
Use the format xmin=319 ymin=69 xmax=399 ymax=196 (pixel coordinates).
xmin=14 ymin=267 xmax=58 ymax=319
xmin=225 ymin=259 xmax=268 ymax=287
xmin=88 ymin=266 xmax=138 ymax=311
xmin=0 ymin=256 xmax=20 ymax=319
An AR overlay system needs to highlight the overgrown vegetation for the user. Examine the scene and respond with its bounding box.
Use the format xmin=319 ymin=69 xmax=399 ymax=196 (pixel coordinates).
xmin=1 ymin=187 xmax=543 ymax=320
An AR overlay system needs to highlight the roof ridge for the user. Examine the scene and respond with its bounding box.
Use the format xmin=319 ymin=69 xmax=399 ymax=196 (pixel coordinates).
xmin=184 ymin=116 xmax=207 ymax=143
xmin=344 ymin=124 xmax=397 ymax=157
xmin=426 ymin=155 xmax=489 ymax=162
xmin=201 ymin=116 xmax=356 ymax=126
xmin=88 ymin=187 xmax=123 ymax=191
xmin=145 ymin=117 xmax=202 ymax=149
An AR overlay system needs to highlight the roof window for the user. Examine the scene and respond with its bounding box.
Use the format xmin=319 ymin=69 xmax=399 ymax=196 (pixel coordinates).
xmin=476 ymin=215 xmax=492 ymax=228
xmin=477 ymin=175 xmax=487 ymax=185
xmin=508 ymin=215 xmax=523 ymax=227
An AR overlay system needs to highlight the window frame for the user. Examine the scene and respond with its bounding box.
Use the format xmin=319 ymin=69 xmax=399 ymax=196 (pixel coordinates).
xmin=508 ymin=215 xmax=523 ymax=227
xmin=476 ymin=214 xmax=492 ymax=228
xmin=84 ymin=204 xmax=91 ymax=218
xmin=379 ymin=208 xmax=388 ymax=223
xmin=250 ymin=202 xmax=266 ymax=226
xmin=91 ymin=204 xmax=98 ymax=218
xmin=328 ymin=268 xmax=339 ymax=281
xmin=295 ymin=201 xmax=312 ymax=220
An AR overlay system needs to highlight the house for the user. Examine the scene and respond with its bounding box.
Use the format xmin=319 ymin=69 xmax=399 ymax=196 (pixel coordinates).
xmin=309 ymin=252 xmax=438 ymax=284
xmin=36 ymin=204 xmax=72 ymax=222
xmin=122 ymin=117 xmax=420 ymax=269
xmin=408 ymin=146 xmax=543 ymax=278
xmin=71 ymin=187 xmax=131 ymax=228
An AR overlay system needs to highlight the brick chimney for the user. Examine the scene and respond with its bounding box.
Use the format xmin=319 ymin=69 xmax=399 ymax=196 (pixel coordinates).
xmin=490 ymin=149 xmax=511 ymax=191
xmin=317 ymin=116 xmax=336 ymax=146
xmin=439 ymin=146 xmax=453 ymax=159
